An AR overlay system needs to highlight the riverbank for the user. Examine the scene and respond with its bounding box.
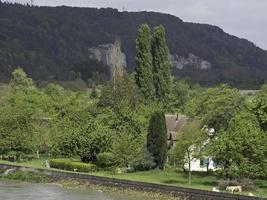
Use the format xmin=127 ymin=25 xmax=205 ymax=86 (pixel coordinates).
xmin=0 ymin=161 xmax=266 ymax=199
xmin=0 ymin=169 xmax=181 ymax=200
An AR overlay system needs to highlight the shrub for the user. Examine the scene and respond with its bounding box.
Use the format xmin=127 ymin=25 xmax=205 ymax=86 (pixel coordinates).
xmin=240 ymin=178 xmax=257 ymax=191
xmin=50 ymin=159 xmax=96 ymax=173
xmin=131 ymin=147 xmax=155 ymax=171
xmin=96 ymin=152 xmax=116 ymax=168
xmin=23 ymin=154 xmax=35 ymax=161
xmin=218 ymin=179 xmax=239 ymax=190
xmin=3 ymin=151 xmax=25 ymax=162
xmin=218 ymin=179 xmax=257 ymax=191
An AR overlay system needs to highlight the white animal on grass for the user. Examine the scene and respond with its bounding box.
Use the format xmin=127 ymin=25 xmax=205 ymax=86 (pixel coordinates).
xmin=226 ymin=186 xmax=242 ymax=193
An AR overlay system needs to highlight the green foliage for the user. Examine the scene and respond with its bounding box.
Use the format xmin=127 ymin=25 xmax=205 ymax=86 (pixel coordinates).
xmin=1 ymin=64 xmax=266 ymax=183
xmin=0 ymin=85 xmax=53 ymax=155
xmin=172 ymin=120 xmax=206 ymax=184
xmin=135 ymin=24 xmax=155 ymax=100
xmin=151 ymin=25 xmax=172 ymax=101
xmin=209 ymin=111 xmax=267 ymax=179
xmin=111 ymin=134 xmax=142 ymax=168
xmin=10 ymin=67 xmax=33 ymax=90
xmin=173 ymin=121 xmax=205 ymax=168
xmin=253 ymin=84 xmax=267 ymax=131
xmin=50 ymin=99 xmax=114 ymax=162
xmin=50 ymin=159 xmax=96 ymax=172
xmin=90 ymin=86 xmax=98 ymax=99
xmin=169 ymin=78 xmax=201 ymax=113
xmin=79 ymin=126 xmax=114 ymax=163
xmin=187 ymin=84 xmax=245 ymax=133
xmin=99 ymin=75 xmax=142 ymax=109
xmin=130 ymin=147 xmax=156 ymax=171
xmin=147 ymin=111 xmax=168 ymax=169
xmin=96 ymin=152 xmax=116 ymax=168
xmin=44 ymin=83 xmax=64 ymax=96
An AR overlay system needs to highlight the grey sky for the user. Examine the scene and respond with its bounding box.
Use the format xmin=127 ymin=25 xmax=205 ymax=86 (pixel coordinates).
xmin=6 ymin=0 xmax=267 ymax=50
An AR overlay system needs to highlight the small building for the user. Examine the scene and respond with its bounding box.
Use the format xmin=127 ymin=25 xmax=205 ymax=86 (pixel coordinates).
xmin=184 ymin=157 xmax=219 ymax=172
xmin=165 ymin=114 xmax=219 ymax=172
xmin=165 ymin=114 xmax=187 ymax=143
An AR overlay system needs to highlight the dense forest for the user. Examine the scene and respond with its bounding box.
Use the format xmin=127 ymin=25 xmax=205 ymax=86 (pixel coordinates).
xmin=0 ymin=2 xmax=267 ymax=88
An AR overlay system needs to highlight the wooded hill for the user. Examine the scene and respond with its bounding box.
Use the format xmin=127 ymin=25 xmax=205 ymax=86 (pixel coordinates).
xmin=0 ymin=2 xmax=267 ymax=88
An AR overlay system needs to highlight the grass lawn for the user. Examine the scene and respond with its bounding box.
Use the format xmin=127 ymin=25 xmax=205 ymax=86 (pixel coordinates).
xmin=91 ymin=169 xmax=217 ymax=191
xmin=0 ymin=159 xmax=266 ymax=198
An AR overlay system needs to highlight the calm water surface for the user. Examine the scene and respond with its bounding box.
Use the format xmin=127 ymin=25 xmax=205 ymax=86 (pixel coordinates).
xmin=0 ymin=180 xmax=148 ymax=200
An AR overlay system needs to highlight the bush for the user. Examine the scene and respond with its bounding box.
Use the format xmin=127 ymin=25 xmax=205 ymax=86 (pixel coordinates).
xmin=96 ymin=152 xmax=116 ymax=168
xmin=50 ymin=159 xmax=96 ymax=173
xmin=23 ymin=154 xmax=35 ymax=161
xmin=240 ymin=178 xmax=257 ymax=191
xmin=2 ymin=151 xmax=26 ymax=162
xmin=218 ymin=179 xmax=239 ymax=190
xmin=218 ymin=179 xmax=257 ymax=191
xmin=131 ymin=147 xmax=155 ymax=171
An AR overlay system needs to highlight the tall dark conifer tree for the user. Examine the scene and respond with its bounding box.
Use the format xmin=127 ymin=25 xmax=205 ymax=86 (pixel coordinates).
xmin=135 ymin=24 xmax=155 ymax=100
xmin=151 ymin=25 xmax=172 ymax=101
xmin=147 ymin=111 xmax=167 ymax=169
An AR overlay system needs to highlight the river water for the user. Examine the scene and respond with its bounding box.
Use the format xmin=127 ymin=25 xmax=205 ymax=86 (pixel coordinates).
xmin=0 ymin=180 xmax=148 ymax=200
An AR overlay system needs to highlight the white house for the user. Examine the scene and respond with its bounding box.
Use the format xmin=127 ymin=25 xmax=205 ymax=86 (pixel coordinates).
xmin=165 ymin=114 xmax=220 ymax=172
xmin=184 ymin=157 xmax=219 ymax=172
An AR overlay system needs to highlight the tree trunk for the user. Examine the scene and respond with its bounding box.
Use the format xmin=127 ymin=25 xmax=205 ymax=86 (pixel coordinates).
xmin=187 ymin=152 xmax=192 ymax=184
xmin=206 ymin=160 xmax=210 ymax=175
xmin=188 ymin=161 xmax=192 ymax=184
xmin=36 ymin=150 xmax=39 ymax=159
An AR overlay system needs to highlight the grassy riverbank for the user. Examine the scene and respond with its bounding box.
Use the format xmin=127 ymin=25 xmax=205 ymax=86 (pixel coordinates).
xmin=0 ymin=159 xmax=266 ymax=198
xmin=91 ymin=170 xmax=267 ymax=198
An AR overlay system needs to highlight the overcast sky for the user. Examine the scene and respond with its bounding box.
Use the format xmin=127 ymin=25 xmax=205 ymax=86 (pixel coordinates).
xmin=6 ymin=0 xmax=267 ymax=50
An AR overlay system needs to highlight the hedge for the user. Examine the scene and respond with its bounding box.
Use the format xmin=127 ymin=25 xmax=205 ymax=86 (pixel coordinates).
xmin=50 ymin=159 xmax=96 ymax=173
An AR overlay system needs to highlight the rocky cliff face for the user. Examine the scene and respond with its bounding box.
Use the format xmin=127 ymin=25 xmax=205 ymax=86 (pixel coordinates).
xmin=89 ymin=42 xmax=211 ymax=73
xmin=171 ymin=53 xmax=212 ymax=70
xmin=88 ymin=41 xmax=126 ymax=80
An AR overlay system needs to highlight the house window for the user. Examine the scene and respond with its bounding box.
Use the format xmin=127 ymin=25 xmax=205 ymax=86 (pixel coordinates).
xmin=204 ymin=158 xmax=209 ymax=165
xmin=200 ymin=159 xmax=204 ymax=167
xmin=200 ymin=158 xmax=209 ymax=167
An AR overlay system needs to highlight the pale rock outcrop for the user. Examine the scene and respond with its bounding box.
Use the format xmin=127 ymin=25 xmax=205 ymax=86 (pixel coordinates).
xmin=88 ymin=41 xmax=126 ymax=80
xmin=171 ymin=53 xmax=212 ymax=70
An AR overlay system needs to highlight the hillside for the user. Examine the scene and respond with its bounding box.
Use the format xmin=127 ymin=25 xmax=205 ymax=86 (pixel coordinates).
xmin=0 ymin=2 xmax=267 ymax=88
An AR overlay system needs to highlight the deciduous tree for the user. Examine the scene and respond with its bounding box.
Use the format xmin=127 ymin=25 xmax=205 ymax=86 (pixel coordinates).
xmin=173 ymin=120 xmax=206 ymax=184
xmin=186 ymin=84 xmax=245 ymax=134
xmin=209 ymin=111 xmax=267 ymax=179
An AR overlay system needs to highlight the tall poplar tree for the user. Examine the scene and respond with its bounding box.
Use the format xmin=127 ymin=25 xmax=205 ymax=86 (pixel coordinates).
xmin=147 ymin=111 xmax=167 ymax=169
xmin=135 ymin=24 xmax=155 ymax=100
xmin=151 ymin=25 xmax=172 ymax=101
